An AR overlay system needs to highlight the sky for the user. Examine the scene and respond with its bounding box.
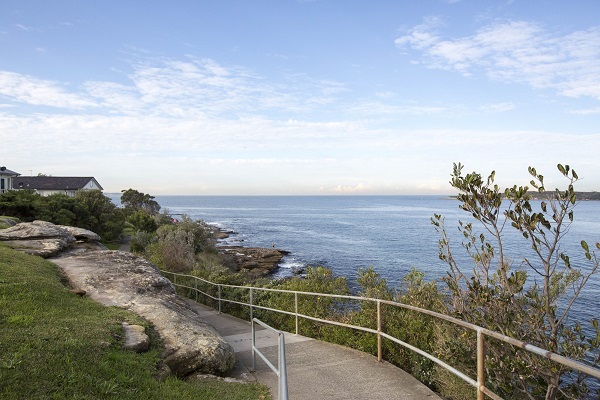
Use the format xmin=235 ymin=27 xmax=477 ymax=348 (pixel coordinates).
xmin=1 ymin=0 xmax=600 ymax=195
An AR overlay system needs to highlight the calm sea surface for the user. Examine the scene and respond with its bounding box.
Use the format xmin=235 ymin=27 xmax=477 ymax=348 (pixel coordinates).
xmin=147 ymin=195 xmax=599 ymax=326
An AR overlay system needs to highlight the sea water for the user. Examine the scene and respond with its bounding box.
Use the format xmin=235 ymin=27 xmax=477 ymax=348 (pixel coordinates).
xmin=150 ymin=195 xmax=599 ymax=326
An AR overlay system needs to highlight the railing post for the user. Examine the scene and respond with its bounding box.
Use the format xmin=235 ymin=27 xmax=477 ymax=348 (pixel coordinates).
xmin=477 ymin=329 xmax=485 ymax=400
xmin=194 ymin=278 xmax=198 ymax=302
xmin=278 ymin=332 xmax=289 ymax=400
xmin=377 ymin=300 xmax=382 ymax=362
xmin=295 ymin=292 xmax=299 ymax=335
xmin=251 ymin=319 xmax=256 ymax=371
xmin=250 ymin=287 xmax=254 ymax=322
xmin=218 ymin=284 xmax=222 ymax=314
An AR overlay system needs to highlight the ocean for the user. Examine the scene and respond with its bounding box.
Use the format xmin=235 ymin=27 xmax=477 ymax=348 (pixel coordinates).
xmin=129 ymin=195 xmax=599 ymax=326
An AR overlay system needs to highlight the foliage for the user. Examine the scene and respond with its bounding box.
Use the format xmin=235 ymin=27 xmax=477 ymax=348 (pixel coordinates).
xmin=432 ymin=163 xmax=600 ymax=400
xmin=0 ymin=190 xmax=41 ymax=220
xmin=128 ymin=210 xmax=158 ymax=233
xmin=130 ymin=230 xmax=156 ymax=254
xmin=146 ymin=225 xmax=196 ymax=273
xmin=75 ymin=190 xmax=125 ymax=242
xmin=120 ymin=188 xmax=161 ymax=215
xmin=0 ymin=190 xmax=125 ymax=242
xmin=36 ymin=193 xmax=89 ymax=226
xmin=242 ymin=267 xmax=351 ymax=336
xmin=0 ymin=244 xmax=270 ymax=400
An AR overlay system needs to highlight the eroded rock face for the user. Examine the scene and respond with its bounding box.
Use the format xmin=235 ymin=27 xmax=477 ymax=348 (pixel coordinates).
xmin=0 ymin=220 xmax=75 ymax=241
xmin=0 ymin=221 xmax=77 ymax=257
xmin=0 ymin=221 xmax=105 ymax=257
xmin=58 ymin=225 xmax=101 ymax=242
xmin=52 ymin=250 xmax=235 ymax=376
xmin=219 ymin=246 xmax=289 ymax=275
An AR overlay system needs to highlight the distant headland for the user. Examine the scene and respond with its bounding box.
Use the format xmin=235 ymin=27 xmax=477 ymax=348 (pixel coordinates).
xmin=528 ymin=191 xmax=600 ymax=201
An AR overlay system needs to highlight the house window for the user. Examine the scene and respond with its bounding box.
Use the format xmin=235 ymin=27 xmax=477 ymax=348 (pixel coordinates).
xmin=1 ymin=178 xmax=5 ymax=192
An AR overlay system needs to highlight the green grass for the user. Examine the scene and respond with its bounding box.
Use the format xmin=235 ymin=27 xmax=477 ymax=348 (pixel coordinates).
xmin=0 ymin=244 xmax=270 ymax=400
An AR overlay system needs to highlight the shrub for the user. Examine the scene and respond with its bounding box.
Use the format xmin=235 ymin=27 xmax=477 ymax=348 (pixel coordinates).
xmin=147 ymin=225 xmax=196 ymax=273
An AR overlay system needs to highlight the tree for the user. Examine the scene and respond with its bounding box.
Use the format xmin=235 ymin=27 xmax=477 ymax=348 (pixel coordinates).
xmin=75 ymin=190 xmax=125 ymax=241
xmin=0 ymin=190 xmax=41 ymax=221
xmin=432 ymin=163 xmax=600 ymax=399
xmin=37 ymin=194 xmax=89 ymax=226
xmin=120 ymin=189 xmax=160 ymax=215
xmin=127 ymin=210 xmax=158 ymax=233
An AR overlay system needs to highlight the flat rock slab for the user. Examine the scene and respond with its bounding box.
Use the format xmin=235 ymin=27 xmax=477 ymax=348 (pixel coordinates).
xmin=0 ymin=221 xmax=101 ymax=258
xmin=51 ymin=250 xmax=235 ymax=377
xmin=219 ymin=246 xmax=290 ymax=274
xmin=122 ymin=322 xmax=151 ymax=352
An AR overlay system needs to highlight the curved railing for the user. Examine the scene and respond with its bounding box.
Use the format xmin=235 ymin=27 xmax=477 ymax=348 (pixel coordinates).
xmin=160 ymin=270 xmax=600 ymax=400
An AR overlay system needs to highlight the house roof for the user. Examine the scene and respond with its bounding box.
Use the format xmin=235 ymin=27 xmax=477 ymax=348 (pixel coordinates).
xmin=0 ymin=166 xmax=20 ymax=176
xmin=13 ymin=177 xmax=103 ymax=191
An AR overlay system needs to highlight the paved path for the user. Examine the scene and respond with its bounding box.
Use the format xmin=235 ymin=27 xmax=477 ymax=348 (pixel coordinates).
xmin=186 ymin=300 xmax=441 ymax=400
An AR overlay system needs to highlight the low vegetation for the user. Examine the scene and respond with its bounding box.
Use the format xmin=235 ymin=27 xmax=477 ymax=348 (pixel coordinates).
xmin=0 ymin=244 xmax=270 ymax=399
xmin=153 ymin=164 xmax=600 ymax=400
xmin=0 ymin=189 xmax=124 ymax=242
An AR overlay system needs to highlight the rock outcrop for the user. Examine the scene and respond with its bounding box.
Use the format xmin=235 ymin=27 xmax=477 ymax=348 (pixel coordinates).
xmin=0 ymin=221 xmax=235 ymax=377
xmin=0 ymin=220 xmax=106 ymax=258
xmin=53 ymin=250 xmax=235 ymax=377
xmin=219 ymin=246 xmax=290 ymax=275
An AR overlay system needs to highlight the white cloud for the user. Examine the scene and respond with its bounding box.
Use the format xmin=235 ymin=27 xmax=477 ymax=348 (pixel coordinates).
xmin=15 ymin=23 xmax=35 ymax=32
xmin=0 ymin=71 xmax=97 ymax=109
xmin=570 ymin=107 xmax=600 ymax=115
xmin=396 ymin=19 xmax=600 ymax=100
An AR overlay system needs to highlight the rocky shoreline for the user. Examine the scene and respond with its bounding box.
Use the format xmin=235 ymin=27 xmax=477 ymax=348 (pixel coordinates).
xmin=209 ymin=226 xmax=292 ymax=276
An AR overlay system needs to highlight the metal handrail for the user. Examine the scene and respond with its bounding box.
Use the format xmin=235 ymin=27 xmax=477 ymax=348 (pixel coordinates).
xmin=252 ymin=318 xmax=289 ymax=400
xmin=162 ymin=270 xmax=600 ymax=400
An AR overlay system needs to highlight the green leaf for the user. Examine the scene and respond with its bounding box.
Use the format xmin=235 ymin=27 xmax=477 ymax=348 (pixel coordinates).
xmin=557 ymin=164 xmax=566 ymax=176
xmin=582 ymin=241 xmax=589 ymax=252
xmin=572 ymin=169 xmax=578 ymax=179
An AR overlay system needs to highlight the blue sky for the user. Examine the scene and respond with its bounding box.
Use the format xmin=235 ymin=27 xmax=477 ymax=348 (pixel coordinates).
xmin=1 ymin=0 xmax=599 ymax=195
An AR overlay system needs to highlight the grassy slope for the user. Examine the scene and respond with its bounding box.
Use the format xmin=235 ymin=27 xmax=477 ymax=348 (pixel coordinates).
xmin=0 ymin=244 xmax=269 ymax=400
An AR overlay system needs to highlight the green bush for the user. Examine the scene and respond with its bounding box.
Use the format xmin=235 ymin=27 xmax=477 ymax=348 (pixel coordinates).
xmin=147 ymin=225 xmax=196 ymax=273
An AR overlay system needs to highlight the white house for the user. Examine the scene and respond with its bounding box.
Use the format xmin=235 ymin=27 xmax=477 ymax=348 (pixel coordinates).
xmin=13 ymin=176 xmax=104 ymax=197
xmin=0 ymin=166 xmax=20 ymax=194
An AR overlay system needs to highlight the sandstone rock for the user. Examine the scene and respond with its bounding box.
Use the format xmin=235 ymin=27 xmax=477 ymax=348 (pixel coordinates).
xmin=1 ymin=238 xmax=72 ymax=258
xmin=58 ymin=225 xmax=101 ymax=242
xmin=52 ymin=250 xmax=235 ymax=376
xmin=122 ymin=322 xmax=151 ymax=352
xmin=219 ymin=246 xmax=289 ymax=275
xmin=0 ymin=221 xmax=76 ymax=258
xmin=0 ymin=221 xmax=106 ymax=258
xmin=0 ymin=220 xmax=75 ymax=242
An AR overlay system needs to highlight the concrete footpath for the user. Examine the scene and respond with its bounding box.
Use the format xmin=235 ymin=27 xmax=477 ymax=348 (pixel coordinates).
xmin=187 ymin=300 xmax=441 ymax=400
